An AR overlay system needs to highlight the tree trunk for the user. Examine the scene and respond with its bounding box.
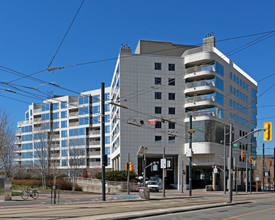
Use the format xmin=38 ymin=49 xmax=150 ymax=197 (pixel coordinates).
xmin=72 ymin=175 xmax=76 ymax=191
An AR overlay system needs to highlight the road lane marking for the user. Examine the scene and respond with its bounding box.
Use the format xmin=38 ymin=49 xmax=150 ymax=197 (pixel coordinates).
xmin=222 ymin=207 xmax=275 ymax=220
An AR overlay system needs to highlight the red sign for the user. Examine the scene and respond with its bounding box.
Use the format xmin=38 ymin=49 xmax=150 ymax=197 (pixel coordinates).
xmin=148 ymin=119 xmax=157 ymax=125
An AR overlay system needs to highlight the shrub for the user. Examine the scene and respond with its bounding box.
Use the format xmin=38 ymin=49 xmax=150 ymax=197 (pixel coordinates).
xmin=95 ymin=170 xmax=137 ymax=181
xmin=12 ymin=179 xmax=42 ymax=187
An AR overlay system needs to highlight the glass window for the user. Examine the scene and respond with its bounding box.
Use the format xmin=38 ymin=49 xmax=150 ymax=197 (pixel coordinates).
xmin=168 ymin=93 xmax=175 ymax=100
xmin=237 ymin=90 xmax=239 ymax=98
xmin=155 ymin=107 xmax=162 ymax=114
xmin=237 ymin=77 xmax=239 ymax=84
xmin=240 ymin=92 xmax=242 ymax=100
xmin=155 ymin=62 xmax=161 ymax=70
xmin=215 ymin=92 xmax=224 ymax=105
xmin=155 ymin=121 xmax=161 ymax=129
xmin=155 ymin=92 xmax=162 ymax=99
xmin=92 ymin=105 xmax=100 ymax=114
xmin=92 ymin=95 xmax=100 ymax=103
xmin=215 ymin=62 xmax=224 ymax=77
xmin=79 ymin=117 xmax=89 ymax=125
xmin=155 ymin=136 xmax=162 ymax=143
xmin=105 ymin=136 xmax=110 ymax=144
xmin=53 ymin=103 xmax=59 ymax=110
xmin=62 ymin=150 xmax=68 ymax=157
xmin=246 ymin=83 xmax=248 ymax=91
xmin=105 ymin=147 xmax=110 ymax=155
xmin=230 ymin=99 xmax=232 ymax=107
xmin=240 ymin=79 xmax=242 ymax=87
xmin=215 ymin=77 xmax=224 ymax=91
xmin=61 ymin=111 xmax=67 ymax=118
xmin=105 ymin=125 xmax=110 ymax=133
xmin=62 ymin=159 xmax=68 ymax=166
xmin=168 ymin=122 xmax=175 ymax=129
xmin=233 ymin=88 xmax=236 ymax=95
xmin=61 ymin=102 xmax=67 ymax=109
xmin=53 ymin=122 xmax=59 ymax=129
xmin=79 ymin=106 xmax=89 ymax=115
xmin=168 ymin=78 xmax=175 ymax=86
xmin=233 ymin=74 xmax=236 ymax=82
xmin=155 ymin=77 xmax=161 ymax=85
xmin=53 ymin=112 xmax=59 ymax=120
xmin=42 ymin=113 xmax=49 ymax=120
xmin=105 ymin=93 xmax=110 ymax=101
xmin=168 ymin=64 xmax=175 ymax=71
xmin=79 ymin=96 xmax=89 ymax=105
xmin=42 ymin=104 xmax=50 ymax=111
xmin=61 ymin=120 xmax=67 ymax=128
xmin=168 ymin=107 xmax=175 ymax=115
xmin=61 ymin=140 xmax=68 ymax=147
xmin=105 ymin=104 xmax=110 ymax=111
xmin=30 ymin=110 xmax=32 ymax=116
xmin=42 ymin=123 xmax=50 ymax=130
xmin=251 ymin=88 xmax=257 ymax=99
xmin=168 ymin=136 xmax=175 ymax=143
xmin=25 ymin=111 xmax=29 ymax=120
xmin=61 ymin=130 xmax=67 ymax=137
xmin=251 ymin=100 xmax=257 ymax=111
xmin=251 ymin=111 xmax=257 ymax=122
xmin=93 ymin=116 xmax=100 ymax=124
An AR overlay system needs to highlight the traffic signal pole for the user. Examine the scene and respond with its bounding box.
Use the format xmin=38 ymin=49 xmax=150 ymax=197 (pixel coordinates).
xmin=162 ymin=148 xmax=165 ymax=198
xmin=224 ymin=125 xmax=226 ymax=194
xmin=101 ymin=83 xmax=106 ymax=201
xmin=127 ymin=153 xmax=130 ymax=195
xmin=228 ymin=124 xmax=233 ymax=203
xmin=250 ymin=144 xmax=252 ymax=194
xmin=189 ymin=115 xmax=192 ymax=197
xmin=246 ymin=155 xmax=248 ymax=193
xmin=262 ymin=143 xmax=265 ymax=192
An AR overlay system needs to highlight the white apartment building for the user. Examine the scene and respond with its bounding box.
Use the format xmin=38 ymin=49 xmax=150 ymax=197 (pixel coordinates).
xmin=110 ymin=37 xmax=257 ymax=190
xmin=14 ymin=87 xmax=112 ymax=174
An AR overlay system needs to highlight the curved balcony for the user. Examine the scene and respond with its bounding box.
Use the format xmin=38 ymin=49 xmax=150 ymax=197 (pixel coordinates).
xmin=185 ymin=80 xmax=215 ymax=96
xmin=183 ymin=46 xmax=215 ymax=67
xmin=185 ymin=64 xmax=216 ymax=81
xmin=185 ymin=94 xmax=216 ymax=110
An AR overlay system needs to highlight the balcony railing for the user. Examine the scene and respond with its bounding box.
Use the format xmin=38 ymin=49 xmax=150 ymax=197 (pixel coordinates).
xmin=185 ymin=64 xmax=215 ymax=75
xmin=68 ymin=102 xmax=79 ymax=108
xmin=186 ymin=94 xmax=215 ymax=103
xmin=69 ymin=122 xmax=79 ymax=127
xmin=16 ymin=130 xmax=21 ymax=135
xmin=17 ymin=120 xmax=30 ymax=127
xmin=89 ymin=130 xmax=100 ymax=135
xmin=183 ymin=46 xmax=212 ymax=56
xmin=89 ymin=141 xmax=100 ymax=146
xmin=69 ymin=112 xmax=79 ymax=117
xmin=34 ymin=118 xmax=42 ymax=123
xmin=33 ymin=109 xmax=41 ymax=114
xmin=185 ymin=80 xmax=215 ymax=89
xmin=15 ymin=139 xmax=21 ymax=144
xmin=89 ymin=151 xmax=101 ymax=156
xmin=89 ymin=162 xmax=101 ymax=167
xmin=186 ymin=110 xmax=215 ymax=118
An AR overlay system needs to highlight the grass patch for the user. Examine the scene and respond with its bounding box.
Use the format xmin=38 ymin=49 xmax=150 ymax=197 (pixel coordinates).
xmin=12 ymin=191 xmax=22 ymax=196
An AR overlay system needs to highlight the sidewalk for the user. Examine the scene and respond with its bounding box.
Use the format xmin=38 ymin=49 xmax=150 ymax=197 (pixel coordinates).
xmin=0 ymin=190 xmax=274 ymax=219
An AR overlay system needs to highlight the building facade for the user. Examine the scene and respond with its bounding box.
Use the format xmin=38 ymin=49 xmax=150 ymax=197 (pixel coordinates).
xmin=14 ymin=88 xmax=111 ymax=174
xmin=110 ymin=37 xmax=257 ymax=190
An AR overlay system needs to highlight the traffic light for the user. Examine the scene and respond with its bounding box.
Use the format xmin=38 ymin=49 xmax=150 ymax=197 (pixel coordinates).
xmin=249 ymin=156 xmax=252 ymax=164
xmin=241 ymin=150 xmax=244 ymax=160
xmin=263 ymin=122 xmax=272 ymax=141
xmin=126 ymin=162 xmax=129 ymax=171
xmin=129 ymin=161 xmax=134 ymax=171
xmin=270 ymin=160 xmax=272 ymax=167
xmin=264 ymin=161 xmax=266 ymax=167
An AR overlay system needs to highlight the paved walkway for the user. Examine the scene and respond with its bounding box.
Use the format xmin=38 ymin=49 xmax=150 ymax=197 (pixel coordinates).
xmin=0 ymin=190 xmax=274 ymax=219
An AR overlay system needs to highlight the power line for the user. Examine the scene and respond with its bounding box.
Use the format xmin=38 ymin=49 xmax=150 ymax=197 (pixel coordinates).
xmin=48 ymin=0 xmax=85 ymax=68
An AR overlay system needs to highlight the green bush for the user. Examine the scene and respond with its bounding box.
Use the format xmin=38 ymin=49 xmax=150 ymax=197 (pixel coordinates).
xmin=95 ymin=170 xmax=137 ymax=181
xmin=12 ymin=179 xmax=82 ymax=191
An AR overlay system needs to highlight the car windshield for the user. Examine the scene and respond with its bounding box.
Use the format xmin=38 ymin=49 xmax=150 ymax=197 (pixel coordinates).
xmin=148 ymin=181 xmax=157 ymax=185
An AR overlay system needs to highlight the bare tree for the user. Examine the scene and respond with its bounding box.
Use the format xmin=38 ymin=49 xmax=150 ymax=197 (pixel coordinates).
xmin=0 ymin=109 xmax=15 ymax=178
xmin=33 ymin=124 xmax=50 ymax=189
xmin=69 ymin=138 xmax=86 ymax=191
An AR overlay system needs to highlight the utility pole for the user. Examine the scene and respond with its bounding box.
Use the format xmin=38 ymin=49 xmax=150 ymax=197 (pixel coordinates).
xmin=162 ymin=148 xmax=165 ymax=198
xmin=250 ymin=144 xmax=252 ymax=194
xmin=189 ymin=115 xmax=192 ymax=197
xmin=224 ymin=125 xmax=226 ymax=194
xmin=101 ymin=83 xmax=106 ymax=201
xmin=127 ymin=153 xmax=130 ymax=195
xmin=274 ymin=148 xmax=275 ymax=192
xmin=182 ymin=160 xmax=184 ymax=194
xmin=143 ymin=154 xmax=146 ymax=187
xmin=246 ymin=155 xmax=248 ymax=193
xmin=262 ymin=143 xmax=265 ymax=192
xmin=228 ymin=124 xmax=233 ymax=203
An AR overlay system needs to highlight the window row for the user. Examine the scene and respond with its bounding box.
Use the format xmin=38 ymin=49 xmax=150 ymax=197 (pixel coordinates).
xmin=155 ymin=77 xmax=176 ymax=86
xmin=155 ymin=136 xmax=176 ymax=143
xmin=229 ymin=113 xmax=248 ymax=126
xmin=155 ymin=63 xmax=175 ymax=71
xmin=155 ymin=92 xmax=175 ymax=100
xmin=230 ymin=86 xmax=248 ymax=102
xmin=229 ymin=99 xmax=248 ymax=114
xmin=155 ymin=107 xmax=175 ymax=115
xmin=155 ymin=121 xmax=176 ymax=129
xmin=230 ymin=72 xmax=249 ymax=91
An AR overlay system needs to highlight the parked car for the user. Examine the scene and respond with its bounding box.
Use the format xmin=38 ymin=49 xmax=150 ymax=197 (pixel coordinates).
xmin=146 ymin=181 xmax=160 ymax=192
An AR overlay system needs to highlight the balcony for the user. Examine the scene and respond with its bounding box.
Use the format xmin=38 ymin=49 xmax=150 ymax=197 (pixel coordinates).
xmin=16 ymin=130 xmax=21 ymax=136
xmin=15 ymin=139 xmax=21 ymax=144
xmin=17 ymin=120 xmax=30 ymax=127
xmin=185 ymin=64 xmax=215 ymax=81
xmin=69 ymin=112 xmax=79 ymax=117
xmin=89 ymin=162 xmax=101 ymax=167
xmin=68 ymin=102 xmax=79 ymax=109
xmin=14 ymin=155 xmax=21 ymax=160
xmin=185 ymin=80 xmax=215 ymax=96
xmin=33 ymin=109 xmax=41 ymax=114
xmin=89 ymin=141 xmax=100 ymax=146
xmin=33 ymin=118 xmax=42 ymax=124
xmin=89 ymin=130 xmax=100 ymax=136
xmin=14 ymin=146 xmax=21 ymax=152
xmin=183 ymin=46 xmax=215 ymax=67
xmin=69 ymin=122 xmax=79 ymax=127
xmin=185 ymin=94 xmax=215 ymax=109
xmin=89 ymin=151 xmax=101 ymax=156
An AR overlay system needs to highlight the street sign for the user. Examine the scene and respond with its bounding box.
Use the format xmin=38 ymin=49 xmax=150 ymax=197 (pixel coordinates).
xmin=256 ymin=175 xmax=259 ymax=181
xmin=213 ymin=167 xmax=218 ymax=174
xmin=186 ymin=149 xmax=192 ymax=157
xmin=160 ymin=159 xmax=167 ymax=169
xmin=188 ymin=129 xmax=196 ymax=134
xmin=232 ymin=143 xmax=238 ymax=147
xmin=137 ymin=146 xmax=148 ymax=156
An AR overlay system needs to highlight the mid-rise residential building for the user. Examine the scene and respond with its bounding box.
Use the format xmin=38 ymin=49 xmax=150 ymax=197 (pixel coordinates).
xmin=110 ymin=37 xmax=257 ymax=190
xmin=14 ymin=36 xmax=257 ymax=190
xmin=14 ymin=87 xmax=111 ymax=174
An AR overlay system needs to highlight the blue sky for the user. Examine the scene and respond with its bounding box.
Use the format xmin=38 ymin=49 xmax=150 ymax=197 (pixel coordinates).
xmin=0 ymin=0 xmax=275 ymax=154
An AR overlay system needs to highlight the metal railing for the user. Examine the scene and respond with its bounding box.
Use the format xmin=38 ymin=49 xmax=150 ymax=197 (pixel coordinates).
xmin=186 ymin=110 xmax=215 ymax=118
xmin=185 ymin=94 xmax=215 ymax=103
xmin=15 ymin=139 xmax=21 ymax=144
xmin=34 ymin=118 xmax=42 ymax=123
xmin=89 ymin=130 xmax=100 ymax=135
xmin=185 ymin=80 xmax=215 ymax=89
xmin=69 ymin=112 xmax=79 ymax=117
xmin=89 ymin=162 xmax=101 ymax=167
xmin=89 ymin=151 xmax=101 ymax=156
xmin=185 ymin=64 xmax=215 ymax=75
xmin=69 ymin=122 xmax=79 ymax=127
xmin=17 ymin=121 xmax=30 ymax=127
xmin=183 ymin=46 xmax=213 ymax=56
xmin=68 ymin=102 xmax=79 ymax=108
xmin=33 ymin=109 xmax=41 ymax=114
xmin=16 ymin=130 xmax=21 ymax=135
xmin=89 ymin=141 xmax=100 ymax=146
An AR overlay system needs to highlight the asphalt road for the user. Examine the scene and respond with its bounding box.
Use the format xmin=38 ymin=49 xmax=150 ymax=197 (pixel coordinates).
xmin=138 ymin=197 xmax=275 ymax=220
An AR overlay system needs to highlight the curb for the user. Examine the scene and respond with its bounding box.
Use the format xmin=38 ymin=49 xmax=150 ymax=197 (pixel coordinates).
xmin=80 ymin=201 xmax=251 ymax=220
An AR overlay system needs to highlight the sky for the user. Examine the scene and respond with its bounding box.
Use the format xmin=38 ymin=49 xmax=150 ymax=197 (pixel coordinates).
xmin=0 ymin=0 xmax=275 ymax=154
